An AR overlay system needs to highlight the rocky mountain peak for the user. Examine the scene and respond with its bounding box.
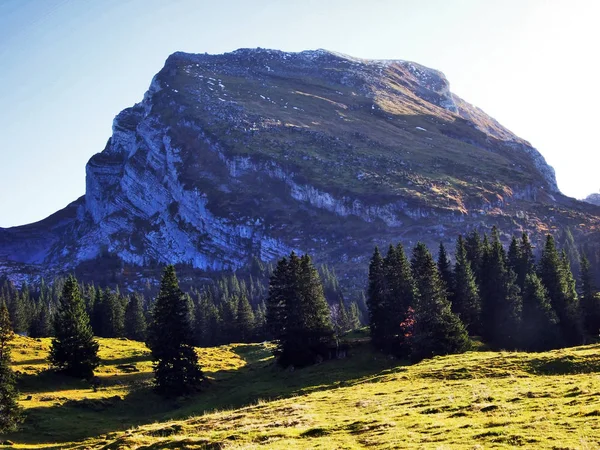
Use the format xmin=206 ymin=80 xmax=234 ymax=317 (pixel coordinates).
xmin=2 ymin=48 xmax=592 ymax=285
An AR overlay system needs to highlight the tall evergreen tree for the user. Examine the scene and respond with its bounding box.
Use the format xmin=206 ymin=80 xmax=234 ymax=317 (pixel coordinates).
xmin=0 ymin=303 xmax=23 ymax=433
xmin=147 ymin=266 xmax=203 ymax=396
xmin=580 ymin=254 xmax=600 ymax=339
xmin=518 ymin=232 xmax=536 ymax=291
xmin=265 ymin=257 xmax=290 ymax=339
xmin=465 ymin=230 xmax=484 ymax=282
xmin=124 ymin=294 xmax=147 ymax=342
xmin=266 ymin=253 xmax=334 ymax=367
xmin=49 ymin=276 xmax=99 ymax=378
xmin=366 ymin=247 xmax=387 ymax=349
xmin=521 ymin=273 xmax=562 ymax=351
xmin=437 ymin=242 xmax=454 ymax=301
xmin=539 ymin=235 xmax=583 ymax=346
xmin=29 ymin=302 xmax=53 ymax=338
xmin=479 ymin=227 xmax=522 ymax=349
xmin=452 ymin=235 xmax=482 ymax=334
xmin=409 ymin=243 xmax=470 ymax=362
xmin=235 ymin=294 xmax=255 ymax=342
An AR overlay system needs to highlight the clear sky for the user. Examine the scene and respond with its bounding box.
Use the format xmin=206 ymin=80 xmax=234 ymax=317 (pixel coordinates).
xmin=1 ymin=0 xmax=598 ymax=227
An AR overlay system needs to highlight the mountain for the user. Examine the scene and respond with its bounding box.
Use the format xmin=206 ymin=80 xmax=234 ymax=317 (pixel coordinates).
xmin=1 ymin=48 xmax=599 ymax=284
xmin=584 ymin=193 xmax=600 ymax=207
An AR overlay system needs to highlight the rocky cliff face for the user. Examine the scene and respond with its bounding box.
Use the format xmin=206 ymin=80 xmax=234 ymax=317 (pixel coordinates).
xmin=584 ymin=194 xmax=600 ymax=207
xmin=1 ymin=48 xmax=598 ymax=282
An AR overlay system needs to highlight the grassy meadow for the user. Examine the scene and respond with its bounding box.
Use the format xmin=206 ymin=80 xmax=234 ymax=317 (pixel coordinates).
xmin=3 ymin=333 xmax=600 ymax=449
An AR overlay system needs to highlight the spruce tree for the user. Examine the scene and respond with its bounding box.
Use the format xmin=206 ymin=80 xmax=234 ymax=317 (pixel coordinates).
xmin=409 ymin=243 xmax=470 ymax=362
xmin=539 ymin=235 xmax=584 ymax=346
xmin=267 ymin=253 xmax=334 ymax=367
xmin=0 ymin=303 xmax=23 ymax=433
xmin=521 ymin=273 xmax=562 ymax=351
xmin=29 ymin=302 xmax=53 ymax=338
xmin=366 ymin=247 xmax=387 ymax=349
xmin=452 ymin=235 xmax=482 ymax=334
xmin=124 ymin=294 xmax=147 ymax=342
xmin=580 ymin=254 xmax=600 ymax=339
xmin=465 ymin=230 xmax=484 ymax=282
xmin=518 ymin=232 xmax=536 ymax=291
xmin=479 ymin=228 xmax=522 ymax=349
xmin=265 ymin=257 xmax=290 ymax=339
xmin=147 ymin=266 xmax=203 ymax=396
xmin=49 ymin=276 xmax=99 ymax=378
xmin=437 ymin=242 xmax=454 ymax=301
xmin=235 ymin=294 xmax=255 ymax=342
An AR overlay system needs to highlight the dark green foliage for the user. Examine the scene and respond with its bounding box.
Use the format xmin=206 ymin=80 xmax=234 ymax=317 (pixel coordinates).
xmin=266 ymin=252 xmax=334 ymax=367
xmin=8 ymin=293 xmax=27 ymax=334
xmin=235 ymin=294 xmax=255 ymax=342
xmin=409 ymin=243 xmax=470 ymax=362
xmin=580 ymin=254 xmax=600 ymax=339
xmin=452 ymin=235 xmax=481 ymax=334
xmin=124 ymin=294 xmax=147 ymax=341
xmin=539 ymin=235 xmax=584 ymax=346
xmin=0 ymin=303 xmax=23 ymax=433
xmin=479 ymin=228 xmax=522 ymax=349
xmin=464 ymin=230 xmax=484 ymax=282
xmin=98 ymin=290 xmax=125 ymax=338
xmin=521 ymin=273 xmax=562 ymax=351
xmin=366 ymin=247 xmax=387 ymax=349
xmin=29 ymin=302 xmax=53 ymax=338
xmin=517 ymin=232 xmax=536 ymax=291
xmin=437 ymin=242 xmax=454 ymax=301
xmin=49 ymin=276 xmax=100 ymax=378
xmin=147 ymin=266 xmax=204 ymax=396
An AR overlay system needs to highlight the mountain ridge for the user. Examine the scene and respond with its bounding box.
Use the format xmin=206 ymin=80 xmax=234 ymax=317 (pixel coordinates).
xmin=1 ymin=48 xmax=598 ymax=284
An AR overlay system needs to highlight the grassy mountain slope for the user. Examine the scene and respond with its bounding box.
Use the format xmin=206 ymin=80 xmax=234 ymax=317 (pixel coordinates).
xmin=5 ymin=335 xmax=600 ymax=449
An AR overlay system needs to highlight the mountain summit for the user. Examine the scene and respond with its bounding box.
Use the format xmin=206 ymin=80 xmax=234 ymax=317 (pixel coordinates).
xmin=1 ymin=48 xmax=598 ymax=281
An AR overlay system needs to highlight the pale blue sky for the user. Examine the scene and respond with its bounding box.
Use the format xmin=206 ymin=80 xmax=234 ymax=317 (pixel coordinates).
xmin=1 ymin=0 xmax=598 ymax=227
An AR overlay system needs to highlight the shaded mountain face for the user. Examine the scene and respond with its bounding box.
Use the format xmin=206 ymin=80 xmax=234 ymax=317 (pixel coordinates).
xmin=1 ymin=48 xmax=599 ymax=282
xmin=584 ymin=194 xmax=600 ymax=207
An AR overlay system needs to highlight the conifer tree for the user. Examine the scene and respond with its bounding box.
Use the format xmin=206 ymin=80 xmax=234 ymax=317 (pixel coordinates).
xmin=266 ymin=257 xmax=290 ymax=339
xmin=580 ymin=254 xmax=600 ymax=339
xmin=437 ymin=242 xmax=454 ymax=301
xmin=366 ymin=247 xmax=387 ymax=348
xmin=124 ymin=294 xmax=147 ymax=341
xmin=452 ymin=235 xmax=482 ymax=334
xmin=0 ymin=303 xmax=23 ymax=433
xmin=147 ymin=266 xmax=203 ymax=396
xmin=235 ymin=294 xmax=255 ymax=342
xmin=266 ymin=253 xmax=334 ymax=367
xmin=479 ymin=227 xmax=522 ymax=349
xmin=465 ymin=230 xmax=484 ymax=282
xmin=49 ymin=276 xmax=99 ymax=378
xmin=521 ymin=273 xmax=562 ymax=351
xmin=507 ymin=236 xmax=521 ymax=277
xmin=409 ymin=243 xmax=470 ymax=362
xmin=539 ymin=235 xmax=583 ymax=346
xmin=29 ymin=302 xmax=53 ymax=338
xmin=517 ymin=232 xmax=536 ymax=291
xmin=383 ymin=243 xmax=416 ymax=354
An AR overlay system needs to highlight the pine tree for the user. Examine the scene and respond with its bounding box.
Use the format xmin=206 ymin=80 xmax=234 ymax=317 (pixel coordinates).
xmin=265 ymin=256 xmax=290 ymax=339
xmin=383 ymin=243 xmax=416 ymax=355
xmin=539 ymin=235 xmax=583 ymax=346
xmin=29 ymin=302 xmax=53 ymax=338
xmin=518 ymin=232 xmax=536 ymax=291
xmin=49 ymin=276 xmax=99 ymax=378
xmin=452 ymin=235 xmax=482 ymax=334
xmin=0 ymin=303 xmax=23 ymax=433
xmin=580 ymin=254 xmax=600 ymax=339
xmin=147 ymin=266 xmax=203 ymax=396
xmin=409 ymin=243 xmax=470 ymax=362
xmin=465 ymin=230 xmax=484 ymax=282
xmin=366 ymin=247 xmax=387 ymax=349
xmin=521 ymin=273 xmax=562 ymax=351
xmin=267 ymin=253 xmax=334 ymax=367
xmin=124 ymin=294 xmax=147 ymax=341
xmin=235 ymin=294 xmax=255 ymax=342
xmin=479 ymin=227 xmax=522 ymax=349
xmin=437 ymin=242 xmax=454 ymax=301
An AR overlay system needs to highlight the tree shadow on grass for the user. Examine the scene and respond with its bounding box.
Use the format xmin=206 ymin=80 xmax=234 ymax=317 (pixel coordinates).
xmin=524 ymin=353 xmax=600 ymax=375
xmin=7 ymin=341 xmax=403 ymax=446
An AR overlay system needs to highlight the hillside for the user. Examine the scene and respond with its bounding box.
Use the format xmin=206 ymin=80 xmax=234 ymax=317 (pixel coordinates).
xmin=1 ymin=48 xmax=600 ymax=285
xmin=4 ymin=335 xmax=600 ymax=449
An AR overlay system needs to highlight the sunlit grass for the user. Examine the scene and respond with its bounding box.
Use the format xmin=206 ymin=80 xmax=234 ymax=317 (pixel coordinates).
xmin=5 ymin=335 xmax=600 ymax=449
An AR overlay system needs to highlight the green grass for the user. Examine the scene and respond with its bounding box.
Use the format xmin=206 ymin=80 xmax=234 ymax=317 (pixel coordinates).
xmin=4 ymin=335 xmax=600 ymax=449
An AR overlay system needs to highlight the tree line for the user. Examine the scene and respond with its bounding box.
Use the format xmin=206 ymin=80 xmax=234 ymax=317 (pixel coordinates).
xmin=0 ymin=262 xmax=364 ymax=346
xmin=367 ymin=228 xmax=600 ymax=361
